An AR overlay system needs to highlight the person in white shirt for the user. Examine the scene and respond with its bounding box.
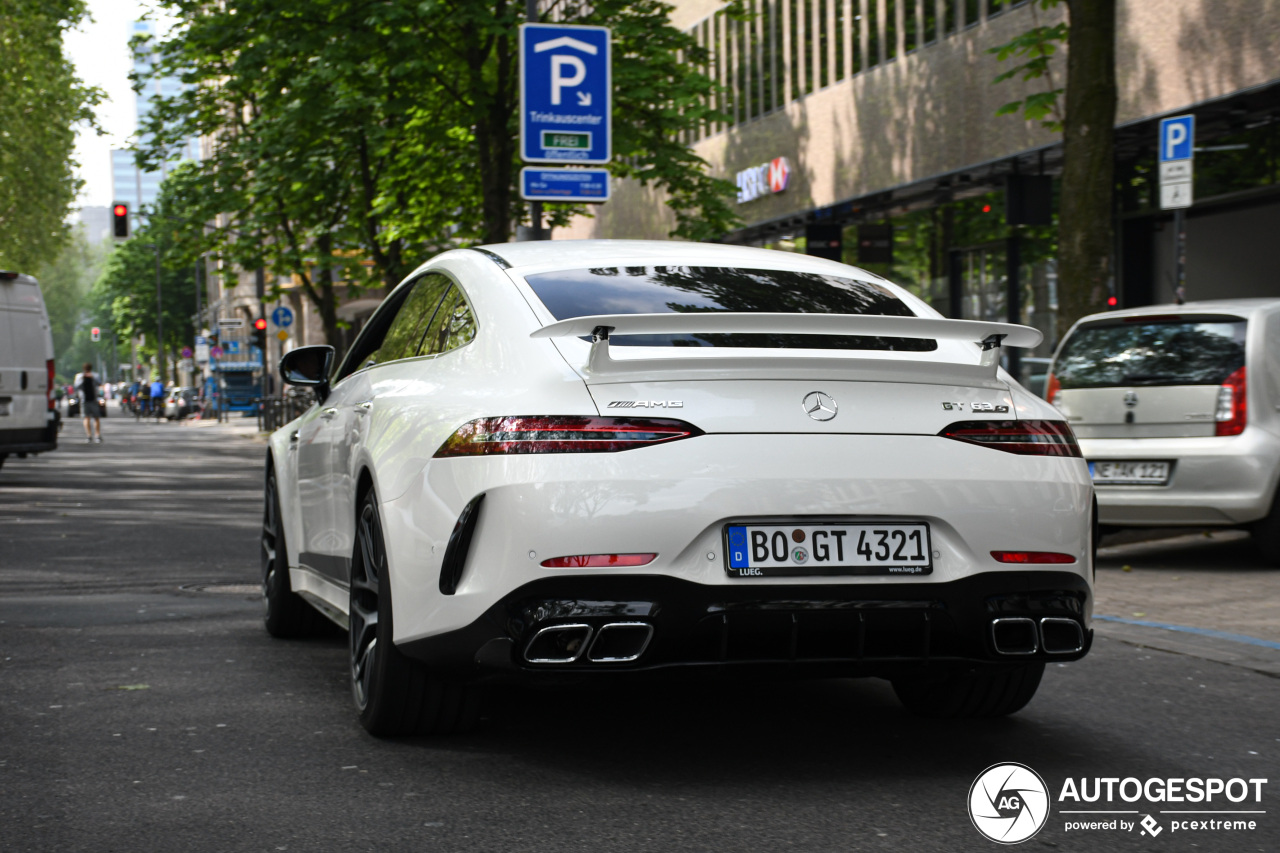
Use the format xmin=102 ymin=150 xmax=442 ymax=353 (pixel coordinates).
xmin=73 ymin=363 xmax=103 ymax=444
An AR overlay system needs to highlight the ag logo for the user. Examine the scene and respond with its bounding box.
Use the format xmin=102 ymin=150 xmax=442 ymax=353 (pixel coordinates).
xmin=968 ymin=763 xmax=1050 ymax=844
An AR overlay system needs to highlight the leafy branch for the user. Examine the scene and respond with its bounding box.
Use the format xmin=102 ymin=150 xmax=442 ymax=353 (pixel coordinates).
xmin=989 ymin=1 xmax=1066 ymax=133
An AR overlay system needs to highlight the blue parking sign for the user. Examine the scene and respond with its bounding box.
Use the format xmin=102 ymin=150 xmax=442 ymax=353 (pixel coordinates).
xmin=1159 ymin=115 xmax=1195 ymax=162
xmin=520 ymin=24 xmax=611 ymax=164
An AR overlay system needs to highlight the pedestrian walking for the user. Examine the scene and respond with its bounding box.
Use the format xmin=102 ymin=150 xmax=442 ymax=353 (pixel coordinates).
xmin=74 ymin=363 xmax=103 ymax=444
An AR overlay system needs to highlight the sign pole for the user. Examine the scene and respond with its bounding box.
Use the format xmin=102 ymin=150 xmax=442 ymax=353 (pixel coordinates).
xmin=525 ymin=0 xmax=546 ymax=241
xmin=1158 ymin=114 xmax=1194 ymax=303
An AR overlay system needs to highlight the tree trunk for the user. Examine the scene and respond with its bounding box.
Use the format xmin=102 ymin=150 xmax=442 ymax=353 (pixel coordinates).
xmin=1056 ymin=0 xmax=1117 ymax=342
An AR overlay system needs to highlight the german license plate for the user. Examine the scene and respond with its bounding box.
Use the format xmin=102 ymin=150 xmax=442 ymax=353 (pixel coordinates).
xmin=725 ymin=522 xmax=932 ymax=577
xmin=1088 ymin=460 xmax=1171 ymax=485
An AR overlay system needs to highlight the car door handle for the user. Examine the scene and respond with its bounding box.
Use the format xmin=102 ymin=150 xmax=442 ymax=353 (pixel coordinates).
xmin=288 ymin=430 xmax=299 ymax=448
xmin=320 ymin=407 xmax=339 ymax=420
xmin=353 ymin=401 xmax=373 ymax=416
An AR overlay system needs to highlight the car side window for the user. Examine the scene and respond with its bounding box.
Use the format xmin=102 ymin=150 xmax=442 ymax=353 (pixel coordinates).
xmin=369 ymin=273 xmax=452 ymax=366
xmin=421 ymin=285 xmax=477 ymax=356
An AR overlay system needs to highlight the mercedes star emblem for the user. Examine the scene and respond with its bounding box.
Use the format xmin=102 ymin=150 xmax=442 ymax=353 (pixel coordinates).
xmin=803 ymin=391 xmax=838 ymax=421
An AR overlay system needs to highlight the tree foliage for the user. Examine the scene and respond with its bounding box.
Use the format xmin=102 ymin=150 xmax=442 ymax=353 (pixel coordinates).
xmin=989 ymin=3 xmax=1068 ymax=133
xmin=0 ymin=0 xmax=103 ymax=272
xmin=135 ymin=0 xmax=737 ymax=349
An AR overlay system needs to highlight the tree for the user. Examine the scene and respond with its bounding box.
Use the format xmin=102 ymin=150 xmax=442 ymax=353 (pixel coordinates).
xmin=34 ymin=228 xmax=110 ymax=376
xmin=990 ymin=0 xmax=1116 ymax=339
xmin=0 ymin=0 xmax=102 ymax=272
xmin=134 ymin=0 xmax=736 ymax=350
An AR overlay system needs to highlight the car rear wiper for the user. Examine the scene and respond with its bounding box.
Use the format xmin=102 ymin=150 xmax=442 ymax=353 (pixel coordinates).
xmin=1121 ymin=373 xmax=1177 ymax=384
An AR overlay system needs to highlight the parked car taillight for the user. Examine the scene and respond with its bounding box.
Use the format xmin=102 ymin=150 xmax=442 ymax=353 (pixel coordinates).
xmin=1215 ymin=366 xmax=1247 ymax=437
xmin=1045 ymin=372 xmax=1062 ymax=407
xmin=433 ymin=416 xmax=704 ymax=457
xmin=940 ymin=420 xmax=1082 ymax=458
xmin=46 ymin=359 xmax=55 ymax=411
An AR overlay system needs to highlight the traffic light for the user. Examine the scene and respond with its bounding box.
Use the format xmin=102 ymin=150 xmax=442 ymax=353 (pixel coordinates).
xmin=91 ymin=327 xmax=101 ymax=342
xmin=112 ymin=203 xmax=129 ymax=239
xmin=252 ymin=317 xmax=268 ymax=351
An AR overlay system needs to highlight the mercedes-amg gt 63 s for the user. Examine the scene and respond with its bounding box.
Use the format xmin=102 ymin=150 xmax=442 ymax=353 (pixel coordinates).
xmin=262 ymin=241 xmax=1094 ymax=736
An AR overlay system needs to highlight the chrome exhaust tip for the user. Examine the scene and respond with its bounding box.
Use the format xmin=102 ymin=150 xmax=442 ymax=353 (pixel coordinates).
xmin=991 ymin=617 xmax=1039 ymax=655
xmin=1040 ymin=617 xmax=1085 ymax=654
xmin=524 ymin=624 xmax=593 ymax=663
xmin=587 ymin=622 xmax=654 ymax=663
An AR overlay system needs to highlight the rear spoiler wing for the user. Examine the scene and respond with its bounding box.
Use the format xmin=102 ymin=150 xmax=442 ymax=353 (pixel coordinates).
xmin=530 ymin=313 xmax=1042 ymax=380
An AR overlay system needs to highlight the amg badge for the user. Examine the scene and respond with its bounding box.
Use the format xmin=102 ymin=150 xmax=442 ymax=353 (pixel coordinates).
xmin=607 ymin=400 xmax=684 ymax=409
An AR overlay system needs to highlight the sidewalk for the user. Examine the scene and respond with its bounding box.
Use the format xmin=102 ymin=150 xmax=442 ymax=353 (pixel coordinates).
xmin=180 ymin=413 xmax=270 ymax=443
xmin=1094 ymin=527 xmax=1280 ymax=675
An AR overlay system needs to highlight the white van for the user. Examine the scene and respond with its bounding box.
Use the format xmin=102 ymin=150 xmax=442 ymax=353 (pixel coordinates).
xmin=0 ymin=271 xmax=58 ymax=468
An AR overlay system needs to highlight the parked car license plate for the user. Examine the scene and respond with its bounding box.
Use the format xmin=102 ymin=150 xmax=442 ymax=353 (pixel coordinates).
xmin=1088 ymin=460 xmax=1171 ymax=485
xmin=725 ymin=522 xmax=932 ymax=577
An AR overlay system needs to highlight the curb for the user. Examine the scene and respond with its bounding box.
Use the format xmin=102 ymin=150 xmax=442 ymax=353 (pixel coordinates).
xmin=1094 ymin=615 xmax=1280 ymax=678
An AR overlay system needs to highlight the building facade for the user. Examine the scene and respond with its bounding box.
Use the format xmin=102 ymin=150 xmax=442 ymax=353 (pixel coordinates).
xmin=561 ymin=0 xmax=1280 ymax=358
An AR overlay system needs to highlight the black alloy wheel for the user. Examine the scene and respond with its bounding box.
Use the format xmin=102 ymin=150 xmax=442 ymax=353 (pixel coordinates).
xmin=349 ymin=489 xmax=480 ymax=736
xmin=262 ymin=464 xmax=326 ymax=637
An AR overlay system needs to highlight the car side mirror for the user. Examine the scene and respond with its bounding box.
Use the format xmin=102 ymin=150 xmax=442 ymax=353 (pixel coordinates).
xmin=279 ymin=345 xmax=334 ymax=403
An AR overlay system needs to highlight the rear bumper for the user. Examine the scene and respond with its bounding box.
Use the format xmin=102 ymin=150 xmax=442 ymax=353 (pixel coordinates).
xmin=0 ymin=423 xmax=57 ymax=455
xmin=1081 ymin=431 xmax=1280 ymax=525
xmin=397 ymin=571 xmax=1093 ymax=679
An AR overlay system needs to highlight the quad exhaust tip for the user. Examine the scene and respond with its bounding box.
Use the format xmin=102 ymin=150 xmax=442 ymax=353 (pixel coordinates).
xmin=524 ymin=622 xmax=654 ymax=664
xmin=1039 ymin=617 xmax=1085 ymax=654
xmin=990 ymin=617 xmax=1085 ymax=656
xmin=991 ymin=617 xmax=1039 ymax=655
xmin=588 ymin=622 xmax=654 ymax=663
xmin=524 ymin=624 xmax=593 ymax=663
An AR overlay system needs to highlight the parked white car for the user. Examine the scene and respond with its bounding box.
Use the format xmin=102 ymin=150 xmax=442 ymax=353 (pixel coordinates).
xmin=0 ymin=271 xmax=58 ymax=469
xmin=263 ymin=241 xmax=1095 ymax=735
xmin=1048 ymin=299 xmax=1280 ymax=561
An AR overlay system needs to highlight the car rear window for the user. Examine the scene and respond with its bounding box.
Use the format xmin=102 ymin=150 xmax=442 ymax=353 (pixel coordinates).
xmin=523 ymin=266 xmax=935 ymax=351
xmin=1055 ymin=315 xmax=1246 ymax=388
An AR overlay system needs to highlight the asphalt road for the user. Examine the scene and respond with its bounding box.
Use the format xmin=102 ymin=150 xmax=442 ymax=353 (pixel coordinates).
xmin=2 ymin=418 xmax=1278 ymax=852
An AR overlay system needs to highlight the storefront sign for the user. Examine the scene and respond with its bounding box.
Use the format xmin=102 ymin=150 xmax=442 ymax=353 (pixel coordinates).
xmin=736 ymin=157 xmax=790 ymax=204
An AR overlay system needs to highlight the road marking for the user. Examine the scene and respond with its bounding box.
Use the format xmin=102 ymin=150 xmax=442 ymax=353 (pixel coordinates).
xmin=1095 ymin=614 xmax=1280 ymax=651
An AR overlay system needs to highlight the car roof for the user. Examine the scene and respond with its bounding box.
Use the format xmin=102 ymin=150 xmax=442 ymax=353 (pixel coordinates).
xmin=1075 ymin=298 xmax=1280 ymax=326
xmin=472 ymin=239 xmax=888 ymax=282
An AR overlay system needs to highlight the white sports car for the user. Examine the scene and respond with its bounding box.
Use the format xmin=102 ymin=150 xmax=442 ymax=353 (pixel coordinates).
xmin=262 ymin=240 xmax=1095 ymax=736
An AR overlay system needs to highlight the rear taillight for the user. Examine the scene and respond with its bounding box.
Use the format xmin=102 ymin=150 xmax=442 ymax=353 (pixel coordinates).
xmin=1215 ymin=366 xmax=1246 ymax=437
xmin=1045 ymin=372 xmax=1062 ymax=406
xmin=46 ymin=359 xmax=56 ymax=411
xmin=433 ymin=416 xmax=703 ymax=457
xmin=941 ymin=420 xmax=1082 ymax=458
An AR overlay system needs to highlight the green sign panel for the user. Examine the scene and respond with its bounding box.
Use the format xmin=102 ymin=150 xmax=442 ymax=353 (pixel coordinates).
xmin=542 ymin=131 xmax=592 ymax=150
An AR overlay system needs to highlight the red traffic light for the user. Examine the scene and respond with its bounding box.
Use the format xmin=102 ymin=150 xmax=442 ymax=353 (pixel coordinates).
xmin=1107 ymin=296 xmax=1118 ymax=307
xmin=253 ymin=318 xmax=268 ymax=331
xmin=112 ymin=203 xmax=129 ymax=238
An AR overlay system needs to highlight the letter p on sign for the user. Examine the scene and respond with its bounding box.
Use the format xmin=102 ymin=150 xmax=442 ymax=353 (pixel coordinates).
xmin=1160 ymin=115 xmax=1194 ymax=162
xmin=551 ymin=55 xmax=586 ymax=105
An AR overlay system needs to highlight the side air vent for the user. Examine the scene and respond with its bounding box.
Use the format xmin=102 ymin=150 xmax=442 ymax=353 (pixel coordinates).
xmin=439 ymin=493 xmax=485 ymax=595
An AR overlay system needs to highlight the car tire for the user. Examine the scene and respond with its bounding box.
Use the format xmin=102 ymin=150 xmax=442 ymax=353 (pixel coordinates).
xmin=349 ymin=489 xmax=479 ymax=737
xmin=891 ymin=662 xmax=1045 ymax=718
xmin=262 ymin=464 xmax=328 ymax=638
xmin=1251 ymin=491 xmax=1280 ymax=565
